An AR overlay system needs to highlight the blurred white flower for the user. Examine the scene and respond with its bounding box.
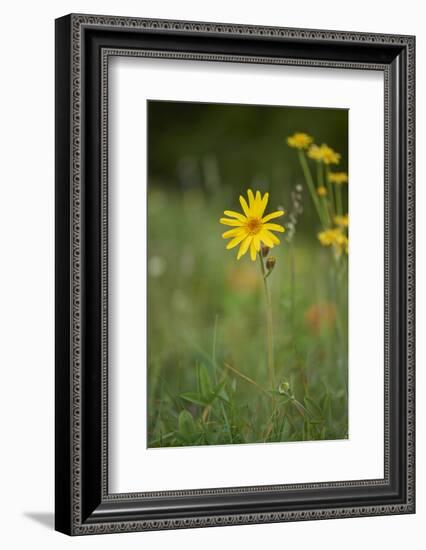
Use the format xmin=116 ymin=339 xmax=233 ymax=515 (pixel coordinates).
xmin=148 ymin=256 xmax=166 ymax=278
xmin=172 ymin=289 xmax=189 ymax=312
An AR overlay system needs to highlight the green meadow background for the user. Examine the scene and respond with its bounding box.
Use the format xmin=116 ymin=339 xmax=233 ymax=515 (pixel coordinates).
xmin=147 ymin=101 xmax=348 ymax=448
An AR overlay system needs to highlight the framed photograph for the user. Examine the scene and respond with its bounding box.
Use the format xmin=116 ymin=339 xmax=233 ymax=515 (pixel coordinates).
xmin=55 ymin=14 xmax=415 ymax=535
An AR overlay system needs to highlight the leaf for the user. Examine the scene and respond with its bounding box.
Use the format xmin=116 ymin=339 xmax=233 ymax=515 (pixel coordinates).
xmin=180 ymin=392 xmax=210 ymax=407
xmin=279 ymin=416 xmax=291 ymax=440
xmin=198 ymin=364 xmax=213 ymax=400
xmin=304 ymin=396 xmax=323 ymax=420
xmin=148 ymin=431 xmax=176 ymax=447
xmin=178 ymin=410 xmax=195 ymax=438
xmin=211 ymin=379 xmax=227 ymax=400
xmin=218 ymin=386 xmax=229 ymax=403
xmin=321 ymin=393 xmax=332 ymax=424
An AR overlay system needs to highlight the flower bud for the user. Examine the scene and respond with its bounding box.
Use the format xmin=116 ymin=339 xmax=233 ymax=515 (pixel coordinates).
xmin=278 ymin=381 xmax=290 ymax=395
xmin=261 ymin=243 xmax=270 ymax=257
xmin=266 ymin=256 xmax=276 ymax=272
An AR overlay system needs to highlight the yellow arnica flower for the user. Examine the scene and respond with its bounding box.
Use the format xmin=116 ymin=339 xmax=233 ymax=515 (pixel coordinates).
xmin=307 ymin=143 xmax=341 ymax=165
xmin=334 ymin=214 xmax=349 ymax=228
xmin=287 ymin=132 xmax=313 ymax=150
xmin=220 ymin=190 xmax=285 ymax=261
xmin=318 ymin=228 xmax=339 ymax=246
xmin=320 ymin=144 xmax=341 ymax=165
xmin=307 ymin=144 xmax=323 ymax=161
xmin=317 ymin=185 xmax=327 ymax=197
xmin=328 ymin=171 xmax=348 ymax=184
xmin=318 ymin=228 xmax=348 ymax=255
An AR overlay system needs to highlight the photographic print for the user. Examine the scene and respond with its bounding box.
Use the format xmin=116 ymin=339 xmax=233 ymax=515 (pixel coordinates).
xmin=147 ymin=100 xmax=349 ymax=449
xmin=56 ymin=16 xmax=415 ymax=533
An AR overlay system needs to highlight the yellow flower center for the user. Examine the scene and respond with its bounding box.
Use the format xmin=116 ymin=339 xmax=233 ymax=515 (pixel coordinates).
xmin=246 ymin=217 xmax=262 ymax=234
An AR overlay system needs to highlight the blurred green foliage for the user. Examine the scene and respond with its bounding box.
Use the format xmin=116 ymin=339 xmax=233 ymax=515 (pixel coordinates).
xmin=148 ymin=100 xmax=348 ymax=235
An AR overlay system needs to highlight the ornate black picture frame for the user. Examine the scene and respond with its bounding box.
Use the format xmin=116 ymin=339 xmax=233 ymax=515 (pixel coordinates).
xmin=55 ymin=14 xmax=415 ymax=535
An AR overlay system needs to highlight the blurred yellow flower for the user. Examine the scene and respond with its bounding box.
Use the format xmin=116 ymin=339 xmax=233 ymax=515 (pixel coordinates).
xmin=220 ymin=190 xmax=285 ymax=261
xmin=320 ymin=144 xmax=341 ymax=165
xmin=318 ymin=228 xmax=338 ymax=246
xmin=317 ymin=186 xmax=327 ymax=197
xmin=307 ymin=144 xmax=323 ymax=161
xmin=305 ymin=302 xmax=337 ymax=335
xmin=226 ymin=264 xmax=260 ymax=292
xmin=328 ymin=171 xmax=348 ymax=184
xmin=334 ymin=214 xmax=349 ymax=228
xmin=318 ymin=228 xmax=348 ymax=255
xmin=287 ymin=132 xmax=313 ymax=150
xmin=308 ymin=143 xmax=341 ymax=165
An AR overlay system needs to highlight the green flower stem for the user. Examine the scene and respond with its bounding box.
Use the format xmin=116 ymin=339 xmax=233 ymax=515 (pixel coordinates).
xmin=317 ymin=161 xmax=332 ymax=226
xmin=325 ymin=165 xmax=335 ymax=219
xmin=298 ymin=150 xmax=327 ymax=229
xmin=321 ymin=197 xmax=332 ymax=226
xmin=258 ymin=253 xmax=276 ymax=406
xmin=336 ymin=184 xmax=343 ymax=217
xmin=289 ymin=240 xmax=295 ymax=337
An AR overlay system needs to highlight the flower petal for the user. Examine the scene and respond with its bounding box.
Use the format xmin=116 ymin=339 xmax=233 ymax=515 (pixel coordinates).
xmin=222 ymin=228 xmax=245 ymax=239
xmin=254 ymin=191 xmax=262 ymax=216
xmin=224 ymin=210 xmax=247 ymax=222
xmin=237 ymin=235 xmax=252 ymax=260
xmin=258 ymin=192 xmax=269 ymax=218
xmin=226 ymin=232 xmax=247 ymax=250
xmin=263 ymin=222 xmax=285 ymax=233
xmin=253 ymin=233 xmax=262 ymax=252
xmin=247 ymin=189 xmax=255 ymax=208
xmin=259 ymin=232 xmax=275 ymax=248
xmin=261 ymin=210 xmax=285 ymax=223
xmin=262 ymin=229 xmax=280 ymax=245
xmin=220 ymin=217 xmax=245 ymax=227
xmin=239 ymin=195 xmax=250 ymax=217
